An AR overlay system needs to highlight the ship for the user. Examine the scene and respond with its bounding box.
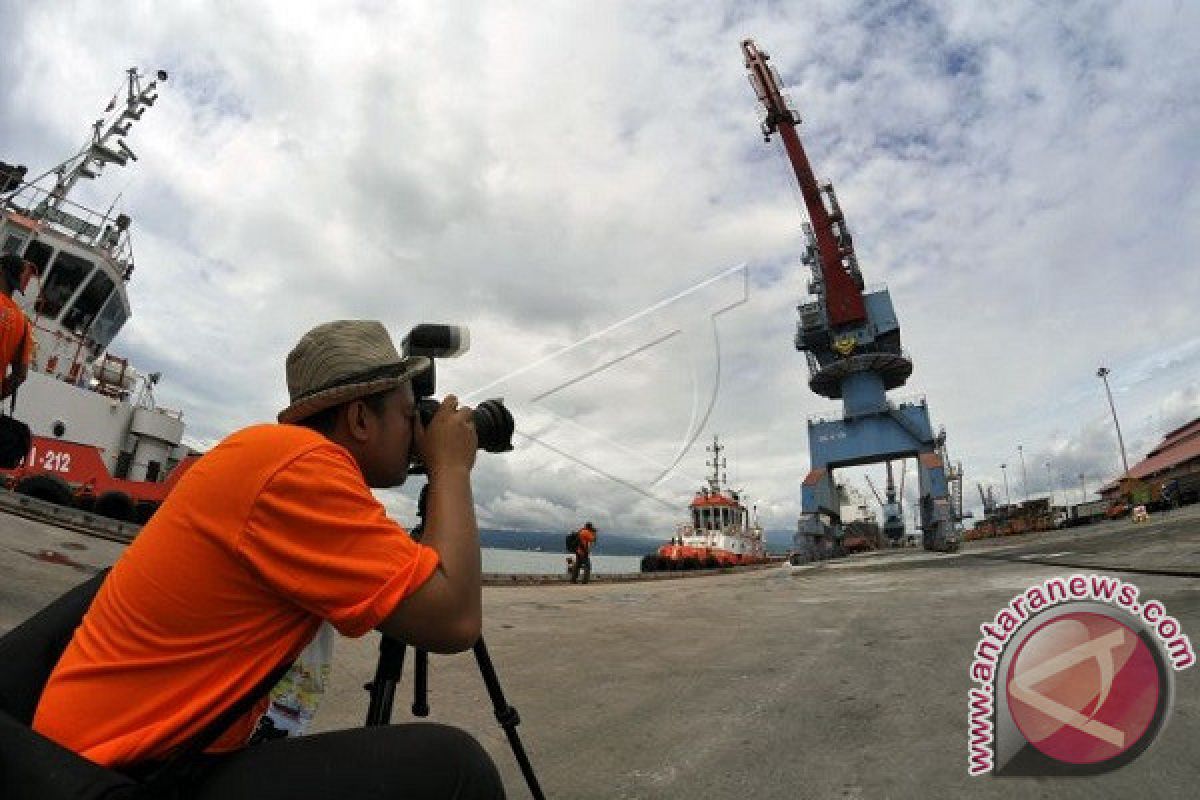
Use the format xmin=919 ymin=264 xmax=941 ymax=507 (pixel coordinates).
xmin=640 ymin=435 xmax=768 ymax=572
xmin=835 ymin=484 xmax=883 ymax=554
xmin=0 ymin=67 xmax=198 ymax=523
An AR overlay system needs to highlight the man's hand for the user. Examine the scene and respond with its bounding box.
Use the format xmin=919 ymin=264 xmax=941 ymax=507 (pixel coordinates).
xmin=419 ymin=395 xmax=477 ymax=477
xmin=378 ymin=394 xmax=482 ymax=653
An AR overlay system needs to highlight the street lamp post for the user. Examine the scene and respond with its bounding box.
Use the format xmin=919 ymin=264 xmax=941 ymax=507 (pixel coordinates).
xmin=1096 ymin=366 xmax=1131 ymax=479
xmin=1018 ymin=444 xmax=1029 ymax=503
xmin=1000 ymin=464 xmax=1011 ymax=509
xmin=1045 ymin=461 xmax=1054 ymax=507
xmin=1079 ymin=472 xmax=1087 ymax=504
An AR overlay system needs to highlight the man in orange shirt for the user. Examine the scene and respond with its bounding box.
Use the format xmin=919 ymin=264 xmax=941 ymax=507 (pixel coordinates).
xmin=569 ymin=522 xmax=597 ymax=584
xmin=33 ymin=320 xmax=504 ymax=798
xmin=0 ymin=253 xmax=37 ymax=399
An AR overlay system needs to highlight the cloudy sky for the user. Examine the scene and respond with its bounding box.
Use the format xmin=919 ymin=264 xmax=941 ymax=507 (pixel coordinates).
xmin=2 ymin=0 xmax=1197 ymax=537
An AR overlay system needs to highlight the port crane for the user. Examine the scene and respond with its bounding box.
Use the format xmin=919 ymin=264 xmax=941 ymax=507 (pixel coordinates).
xmin=742 ymin=39 xmax=959 ymax=555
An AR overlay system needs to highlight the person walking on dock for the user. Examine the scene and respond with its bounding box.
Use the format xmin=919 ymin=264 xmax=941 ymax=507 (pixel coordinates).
xmin=1162 ymin=479 xmax=1181 ymax=512
xmin=569 ymin=522 xmax=597 ymax=584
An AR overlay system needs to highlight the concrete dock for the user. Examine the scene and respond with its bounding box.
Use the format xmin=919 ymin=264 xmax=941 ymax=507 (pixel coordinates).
xmin=2 ymin=506 xmax=1197 ymax=798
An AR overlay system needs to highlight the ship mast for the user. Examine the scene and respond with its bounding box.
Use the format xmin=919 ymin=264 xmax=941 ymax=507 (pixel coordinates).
xmin=43 ymin=67 xmax=168 ymax=213
xmin=705 ymin=434 xmax=727 ymax=492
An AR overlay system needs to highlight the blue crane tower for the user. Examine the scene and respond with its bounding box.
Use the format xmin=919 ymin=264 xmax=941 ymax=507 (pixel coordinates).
xmin=742 ymin=40 xmax=960 ymax=556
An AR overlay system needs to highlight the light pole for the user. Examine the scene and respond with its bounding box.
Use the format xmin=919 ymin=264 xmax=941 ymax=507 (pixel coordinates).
xmin=1000 ymin=464 xmax=1011 ymax=509
xmin=1096 ymin=366 xmax=1131 ymax=478
xmin=1045 ymin=461 xmax=1054 ymax=507
xmin=1018 ymin=444 xmax=1029 ymax=503
xmin=1079 ymin=472 xmax=1087 ymax=504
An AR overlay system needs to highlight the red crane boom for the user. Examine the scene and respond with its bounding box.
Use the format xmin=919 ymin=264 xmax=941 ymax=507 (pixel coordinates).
xmin=742 ymin=39 xmax=867 ymax=328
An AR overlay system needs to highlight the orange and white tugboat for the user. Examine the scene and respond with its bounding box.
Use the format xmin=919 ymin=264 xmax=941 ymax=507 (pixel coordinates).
xmin=641 ymin=435 xmax=767 ymax=572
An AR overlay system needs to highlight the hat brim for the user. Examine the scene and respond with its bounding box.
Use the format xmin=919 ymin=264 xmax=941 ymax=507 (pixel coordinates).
xmin=277 ymin=356 xmax=431 ymax=424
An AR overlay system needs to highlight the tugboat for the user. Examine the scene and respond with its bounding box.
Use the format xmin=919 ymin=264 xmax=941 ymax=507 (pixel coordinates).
xmin=641 ymin=435 xmax=767 ymax=572
xmin=0 ymin=67 xmax=198 ymax=523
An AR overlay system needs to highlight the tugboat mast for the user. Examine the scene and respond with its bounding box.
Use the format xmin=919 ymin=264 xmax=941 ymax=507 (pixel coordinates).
xmin=705 ymin=435 xmax=727 ymax=492
xmin=44 ymin=67 xmax=168 ymax=213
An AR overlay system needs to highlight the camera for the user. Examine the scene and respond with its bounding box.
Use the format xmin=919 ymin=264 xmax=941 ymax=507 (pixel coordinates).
xmin=402 ymin=324 xmax=514 ymax=455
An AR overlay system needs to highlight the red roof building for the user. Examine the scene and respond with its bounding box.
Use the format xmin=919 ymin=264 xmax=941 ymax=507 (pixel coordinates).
xmin=1099 ymin=416 xmax=1200 ymax=502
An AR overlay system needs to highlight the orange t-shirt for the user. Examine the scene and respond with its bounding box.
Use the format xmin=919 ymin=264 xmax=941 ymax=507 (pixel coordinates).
xmin=32 ymin=424 xmax=439 ymax=768
xmin=0 ymin=293 xmax=33 ymax=371
xmin=577 ymin=528 xmax=596 ymax=554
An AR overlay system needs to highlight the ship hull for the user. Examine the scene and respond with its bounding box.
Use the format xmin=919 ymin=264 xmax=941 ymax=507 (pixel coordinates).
xmin=641 ymin=543 xmax=769 ymax=572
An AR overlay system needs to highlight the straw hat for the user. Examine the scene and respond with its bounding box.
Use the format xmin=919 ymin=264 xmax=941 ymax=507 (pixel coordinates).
xmin=277 ymin=320 xmax=430 ymax=424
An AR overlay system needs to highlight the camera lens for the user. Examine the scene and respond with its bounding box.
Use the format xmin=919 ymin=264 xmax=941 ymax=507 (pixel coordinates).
xmin=416 ymin=397 xmax=514 ymax=454
xmin=473 ymin=398 xmax=515 ymax=453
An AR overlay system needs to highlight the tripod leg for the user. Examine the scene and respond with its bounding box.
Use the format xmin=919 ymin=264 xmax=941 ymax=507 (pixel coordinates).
xmin=365 ymin=636 xmax=408 ymax=726
xmin=412 ymin=649 xmax=430 ymax=717
xmin=473 ymin=637 xmax=545 ymax=800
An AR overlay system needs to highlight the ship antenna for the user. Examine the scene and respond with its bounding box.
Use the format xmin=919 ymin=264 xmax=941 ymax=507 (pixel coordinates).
xmin=705 ymin=435 xmax=725 ymax=492
xmin=44 ymin=66 xmax=168 ymax=213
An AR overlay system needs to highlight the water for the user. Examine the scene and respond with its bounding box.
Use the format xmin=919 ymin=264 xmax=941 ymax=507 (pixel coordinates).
xmin=482 ymin=548 xmax=643 ymax=576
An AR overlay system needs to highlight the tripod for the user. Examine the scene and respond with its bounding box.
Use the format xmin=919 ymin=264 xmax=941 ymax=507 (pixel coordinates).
xmin=363 ymin=486 xmax=545 ymax=799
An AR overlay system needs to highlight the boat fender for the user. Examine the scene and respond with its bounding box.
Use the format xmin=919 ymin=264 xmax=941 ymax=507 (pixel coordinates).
xmin=95 ymin=491 xmax=134 ymax=522
xmin=14 ymin=474 xmax=73 ymax=507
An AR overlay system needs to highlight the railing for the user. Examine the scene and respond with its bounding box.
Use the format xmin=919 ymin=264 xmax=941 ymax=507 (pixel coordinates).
xmin=807 ymin=406 xmax=845 ymax=425
xmin=3 ymin=182 xmax=133 ymax=270
xmin=797 ymin=301 xmax=823 ymax=329
xmin=804 ymin=345 xmax=912 ymax=379
xmin=805 ymin=393 xmax=926 ymax=425
xmin=888 ymin=392 xmax=927 ymax=410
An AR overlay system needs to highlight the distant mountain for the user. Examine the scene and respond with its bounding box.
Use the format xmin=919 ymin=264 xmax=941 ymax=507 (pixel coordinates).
xmin=480 ymin=528 xmax=795 ymax=555
xmin=764 ymin=530 xmax=794 ymax=551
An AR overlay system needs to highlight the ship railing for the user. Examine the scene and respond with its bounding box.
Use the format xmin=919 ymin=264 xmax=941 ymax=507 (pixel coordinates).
xmin=3 ymin=182 xmax=133 ymax=269
xmin=139 ymin=404 xmax=184 ymax=421
xmin=29 ymin=320 xmax=93 ymax=385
